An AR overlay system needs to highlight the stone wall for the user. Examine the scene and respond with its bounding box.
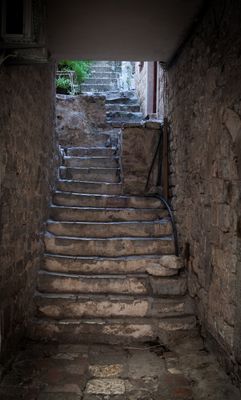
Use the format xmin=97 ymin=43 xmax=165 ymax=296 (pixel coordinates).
xmin=165 ymin=0 xmax=241 ymax=380
xmin=56 ymin=94 xmax=107 ymax=146
xmin=135 ymin=62 xmax=148 ymax=115
xmin=0 ymin=63 xmax=56 ymax=359
xmin=121 ymin=121 xmax=161 ymax=194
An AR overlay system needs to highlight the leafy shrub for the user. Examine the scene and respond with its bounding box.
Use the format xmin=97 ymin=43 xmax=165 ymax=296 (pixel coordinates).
xmin=56 ymin=76 xmax=71 ymax=93
xmin=58 ymin=60 xmax=92 ymax=84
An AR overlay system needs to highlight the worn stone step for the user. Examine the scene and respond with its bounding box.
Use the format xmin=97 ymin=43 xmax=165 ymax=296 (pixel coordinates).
xmin=90 ymin=72 xmax=119 ymax=79
xmin=60 ymin=132 xmax=112 ymax=148
xmin=59 ymin=167 xmax=120 ymax=183
xmin=29 ymin=315 xmax=197 ymax=344
xmin=44 ymin=234 xmax=174 ymax=257
xmin=106 ymin=111 xmax=143 ymax=122
xmin=37 ymin=271 xmax=186 ymax=296
xmin=66 ymin=147 xmax=117 ymax=157
xmin=35 ymin=292 xmax=194 ymax=319
xmin=81 ymin=84 xmax=119 ymax=92
xmin=64 ymin=156 xmax=119 ymax=168
xmin=47 ymin=219 xmax=172 ymax=238
xmin=56 ymin=180 xmax=122 ymax=195
xmin=43 ymin=254 xmax=183 ymax=276
xmin=84 ymin=78 xmax=119 ymax=85
xmin=106 ymin=104 xmax=140 ymax=112
xmin=53 ymin=192 xmax=163 ymax=209
xmin=106 ymin=97 xmax=138 ymax=105
xmin=50 ymin=205 xmax=168 ymax=222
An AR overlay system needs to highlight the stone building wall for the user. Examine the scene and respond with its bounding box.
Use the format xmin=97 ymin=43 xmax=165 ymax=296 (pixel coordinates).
xmin=0 ymin=63 xmax=56 ymax=359
xmin=165 ymin=0 xmax=241 ymax=379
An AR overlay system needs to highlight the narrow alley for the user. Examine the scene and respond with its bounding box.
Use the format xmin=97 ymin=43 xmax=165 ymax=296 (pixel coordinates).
xmin=1 ymin=1 xmax=241 ymax=399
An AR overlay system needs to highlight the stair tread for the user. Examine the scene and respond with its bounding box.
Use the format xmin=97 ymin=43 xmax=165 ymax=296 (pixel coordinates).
xmin=45 ymin=233 xmax=173 ymax=240
xmin=38 ymin=270 xmax=179 ymax=279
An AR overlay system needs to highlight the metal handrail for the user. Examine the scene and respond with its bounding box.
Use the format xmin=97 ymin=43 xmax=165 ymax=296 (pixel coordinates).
xmin=146 ymin=193 xmax=179 ymax=257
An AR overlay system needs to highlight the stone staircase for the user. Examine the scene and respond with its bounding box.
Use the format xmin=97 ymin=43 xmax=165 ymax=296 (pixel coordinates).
xmin=30 ymin=129 xmax=197 ymax=345
xmin=81 ymin=61 xmax=121 ymax=93
xmin=81 ymin=61 xmax=143 ymax=125
xmin=105 ymin=91 xmax=143 ymax=126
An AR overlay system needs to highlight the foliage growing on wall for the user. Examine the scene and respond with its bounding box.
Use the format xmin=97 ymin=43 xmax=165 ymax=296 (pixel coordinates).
xmin=58 ymin=60 xmax=92 ymax=83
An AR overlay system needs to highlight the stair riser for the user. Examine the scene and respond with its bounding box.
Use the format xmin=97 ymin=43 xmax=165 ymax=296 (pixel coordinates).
xmin=106 ymin=98 xmax=138 ymax=105
xmin=43 ymin=255 xmax=181 ymax=276
xmin=90 ymin=72 xmax=119 ymax=79
xmin=36 ymin=296 xmax=193 ymax=319
xmin=44 ymin=236 xmax=174 ymax=257
xmin=56 ymin=181 xmax=122 ymax=195
xmin=84 ymin=78 xmax=118 ymax=85
xmin=61 ymin=134 xmax=112 ymax=148
xmin=38 ymin=273 xmax=186 ymax=296
xmin=66 ymin=148 xmax=117 ymax=157
xmin=53 ymin=193 xmax=163 ymax=209
xmin=64 ymin=157 xmax=119 ymax=168
xmin=28 ymin=317 xmax=197 ymax=345
xmin=81 ymin=84 xmax=119 ymax=92
xmin=106 ymin=105 xmax=140 ymax=112
xmin=47 ymin=221 xmax=172 ymax=238
xmin=59 ymin=168 xmax=120 ymax=183
xmin=50 ymin=207 xmax=167 ymax=222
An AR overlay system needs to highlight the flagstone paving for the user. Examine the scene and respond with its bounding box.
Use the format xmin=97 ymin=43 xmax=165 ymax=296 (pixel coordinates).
xmin=0 ymin=337 xmax=240 ymax=400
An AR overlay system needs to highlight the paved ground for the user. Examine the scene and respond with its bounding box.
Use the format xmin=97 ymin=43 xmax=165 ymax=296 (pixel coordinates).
xmin=0 ymin=337 xmax=240 ymax=400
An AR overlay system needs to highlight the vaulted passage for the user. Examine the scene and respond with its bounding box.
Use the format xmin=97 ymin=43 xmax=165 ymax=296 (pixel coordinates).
xmin=1 ymin=1 xmax=241 ymax=398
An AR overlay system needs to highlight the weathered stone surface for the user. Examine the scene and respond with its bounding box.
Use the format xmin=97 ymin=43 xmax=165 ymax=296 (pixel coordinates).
xmin=165 ymin=0 xmax=241 ymax=377
xmin=121 ymin=125 xmax=161 ymax=194
xmin=56 ymin=94 xmax=108 ymax=146
xmin=35 ymin=293 xmax=193 ymax=319
xmin=146 ymin=256 xmax=182 ymax=276
xmin=47 ymin=220 xmax=172 ymax=238
xmin=0 ymin=63 xmax=56 ymax=358
xmin=86 ymin=379 xmax=125 ymax=395
xmin=44 ymin=235 xmax=174 ymax=257
xmin=43 ymin=254 xmax=180 ymax=275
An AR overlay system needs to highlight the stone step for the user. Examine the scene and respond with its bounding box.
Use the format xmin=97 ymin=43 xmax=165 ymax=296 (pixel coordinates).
xmin=50 ymin=205 xmax=168 ymax=222
xmin=44 ymin=234 xmax=174 ymax=257
xmin=56 ymin=180 xmax=122 ymax=195
xmin=105 ymin=91 xmax=136 ymax=100
xmin=53 ymin=192 xmax=163 ymax=209
xmin=84 ymin=78 xmax=119 ymax=85
xmin=29 ymin=315 xmax=197 ymax=344
xmin=106 ymin=97 xmax=138 ymax=105
xmin=59 ymin=166 xmax=120 ymax=183
xmin=35 ymin=292 xmax=194 ymax=319
xmin=43 ymin=254 xmax=183 ymax=276
xmin=90 ymin=72 xmax=119 ymax=79
xmin=106 ymin=111 xmax=143 ymax=122
xmin=66 ymin=147 xmax=117 ymax=157
xmin=81 ymin=84 xmax=119 ymax=92
xmin=47 ymin=219 xmax=172 ymax=238
xmin=37 ymin=271 xmax=186 ymax=296
xmin=64 ymin=156 xmax=119 ymax=168
xmin=60 ymin=132 xmax=112 ymax=148
xmin=106 ymin=104 xmax=140 ymax=112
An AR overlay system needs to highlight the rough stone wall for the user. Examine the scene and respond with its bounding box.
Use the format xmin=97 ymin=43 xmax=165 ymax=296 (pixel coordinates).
xmin=135 ymin=62 xmax=148 ymax=115
xmin=56 ymin=94 xmax=107 ymax=146
xmin=0 ymin=63 xmax=56 ymax=359
xmin=121 ymin=121 xmax=161 ymax=194
xmin=165 ymin=0 xmax=241 ymax=378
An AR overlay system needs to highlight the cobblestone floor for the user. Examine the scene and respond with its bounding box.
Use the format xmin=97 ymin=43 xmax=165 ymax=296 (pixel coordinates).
xmin=0 ymin=337 xmax=240 ymax=400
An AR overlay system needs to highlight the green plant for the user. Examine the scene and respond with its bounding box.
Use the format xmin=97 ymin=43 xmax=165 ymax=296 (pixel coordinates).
xmin=56 ymin=76 xmax=71 ymax=93
xmin=58 ymin=60 xmax=91 ymax=84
